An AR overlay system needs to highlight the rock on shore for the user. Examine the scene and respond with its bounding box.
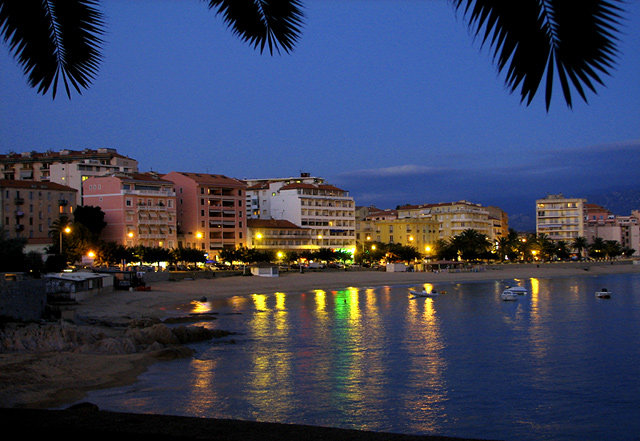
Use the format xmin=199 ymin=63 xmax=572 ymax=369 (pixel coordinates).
xmin=0 ymin=317 xmax=235 ymax=408
xmin=0 ymin=319 xmax=229 ymax=355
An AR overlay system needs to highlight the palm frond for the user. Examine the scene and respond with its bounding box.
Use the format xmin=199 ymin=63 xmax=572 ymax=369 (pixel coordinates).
xmin=452 ymin=0 xmax=623 ymax=110
xmin=205 ymin=0 xmax=304 ymax=54
xmin=0 ymin=0 xmax=104 ymax=98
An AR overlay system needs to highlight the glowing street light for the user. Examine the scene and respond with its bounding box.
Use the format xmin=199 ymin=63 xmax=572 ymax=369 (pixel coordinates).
xmin=60 ymin=225 xmax=72 ymax=254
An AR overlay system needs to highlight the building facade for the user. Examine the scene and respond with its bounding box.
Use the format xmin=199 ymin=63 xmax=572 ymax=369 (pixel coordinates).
xmin=535 ymin=194 xmax=586 ymax=241
xmin=163 ymin=172 xmax=246 ymax=253
xmin=0 ymin=148 xmax=138 ymax=205
xmin=245 ymin=173 xmax=356 ymax=251
xmin=584 ymin=204 xmax=640 ymax=256
xmin=247 ymin=219 xmax=314 ymax=251
xmin=373 ymin=217 xmax=440 ymax=257
xmin=82 ymin=173 xmax=177 ymax=248
xmin=0 ymin=180 xmax=77 ymax=252
xmin=397 ymin=200 xmax=496 ymax=241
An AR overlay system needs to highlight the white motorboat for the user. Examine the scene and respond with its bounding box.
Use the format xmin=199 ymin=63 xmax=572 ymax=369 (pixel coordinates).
xmin=595 ymin=288 xmax=612 ymax=299
xmin=500 ymin=289 xmax=519 ymax=301
xmin=409 ymin=288 xmax=440 ymax=297
xmin=505 ymin=285 xmax=527 ymax=295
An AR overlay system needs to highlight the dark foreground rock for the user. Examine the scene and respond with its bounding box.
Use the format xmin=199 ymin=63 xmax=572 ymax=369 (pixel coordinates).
xmin=0 ymin=407 xmax=498 ymax=441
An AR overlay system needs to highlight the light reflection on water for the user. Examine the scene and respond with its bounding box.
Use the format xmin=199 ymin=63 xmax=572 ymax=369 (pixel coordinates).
xmin=84 ymin=273 xmax=640 ymax=441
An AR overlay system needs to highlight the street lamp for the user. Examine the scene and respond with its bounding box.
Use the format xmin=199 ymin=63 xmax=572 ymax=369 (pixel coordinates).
xmin=60 ymin=225 xmax=71 ymax=254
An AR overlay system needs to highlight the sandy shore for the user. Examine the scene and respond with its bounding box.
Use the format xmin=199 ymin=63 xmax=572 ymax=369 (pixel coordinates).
xmin=0 ymin=262 xmax=638 ymax=440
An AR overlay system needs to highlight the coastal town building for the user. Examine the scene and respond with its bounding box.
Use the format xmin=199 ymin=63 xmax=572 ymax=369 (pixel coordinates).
xmin=245 ymin=173 xmax=356 ymax=252
xmin=0 ymin=148 xmax=138 ymax=205
xmin=397 ymin=200 xmax=496 ymax=241
xmin=163 ymin=172 xmax=246 ymax=253
xmin=486 ymin=206 xmax=509 ymax=240
xmin=536 ymin=195 xmax=639 ymax=255
xmin=0 ymin=180 xmax=77 ymax=253
xmin=536 ymin=194 xmax=587 ymax=241
xmin=373 ymin=217 xmax=440 ymax=257
xmin=82 ymin=173 xmax=177 ymax=248
xmin=246 ymin=218 xmax=314 ymax=251
xmin=355 ymin=206 xmax=397 ymax=246
xmin=583 ymin=204 xmax=640 ymax=256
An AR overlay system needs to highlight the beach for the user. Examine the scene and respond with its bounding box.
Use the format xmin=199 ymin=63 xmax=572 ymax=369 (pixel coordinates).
xmin=1 ymin=262 xmax=638 ymax=440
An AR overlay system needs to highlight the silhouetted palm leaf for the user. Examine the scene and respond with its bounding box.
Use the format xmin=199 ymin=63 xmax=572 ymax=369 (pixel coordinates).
xmin=452 ymin=0 xmax=623 ymax=109
xmin=0 ymin=0 xmax=104 ymax=98
xmin=205 ymin=0 xmax=304 ymax=54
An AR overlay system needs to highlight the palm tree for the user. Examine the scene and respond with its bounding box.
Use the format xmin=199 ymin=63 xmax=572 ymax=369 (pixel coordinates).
xmin=572 ymin=236 xmax=589 ymax=260
xmin=0 ymin=0 xmax=623 ymax=109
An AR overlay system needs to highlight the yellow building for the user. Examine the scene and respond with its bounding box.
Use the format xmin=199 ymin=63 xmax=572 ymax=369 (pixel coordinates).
xmin=397 ymin=200 xmax=495 ymax=241
xmin=374 ymin=217 xmax=439 ymax=256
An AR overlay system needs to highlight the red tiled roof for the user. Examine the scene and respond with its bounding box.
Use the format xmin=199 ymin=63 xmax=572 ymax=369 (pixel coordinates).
xmin=247 ymin=219 xmax=303 ymax=229
xmin=170 ymin=172 xmax=246 ymax=187
xmin=279 ymin=182 xmax=346 ymax=192
xmin=0 ymin=179 xmax=77 ymax=192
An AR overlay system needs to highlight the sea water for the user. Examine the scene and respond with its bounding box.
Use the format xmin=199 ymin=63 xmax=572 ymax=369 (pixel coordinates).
xmin=83 ymin=272 xmax=640 ymax=441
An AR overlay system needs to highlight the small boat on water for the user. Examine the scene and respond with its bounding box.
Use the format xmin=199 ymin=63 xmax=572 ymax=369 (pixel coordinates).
xmin=505 ymin=285 xmax=527 ymax=295
xmin=595 ymin=288 xmax=612 ymax=299
xmin=409 ymin=288 xmax=442 ymax=297
xmin=500 ymin=289 xmax=519 ymax=301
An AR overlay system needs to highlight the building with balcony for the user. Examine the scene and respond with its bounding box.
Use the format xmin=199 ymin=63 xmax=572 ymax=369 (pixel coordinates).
xmin=397 ymin=200 xmax=496 ymax=241
xmin=536 ymin=194 xmax=586 ymax=241
xmin=0 ymin=180 xmax=77 ymax=252
xmin=245 ymin=173 xmax=356 ymax=251
xmin=0 ymin=148 xmax=138 ymax=205
xmin=584 ymin=204 xmax=640 ymax=255
xmin=247 ymin=219 xmax=314 ymax=251
xmin=163 ymin=172 xmax=246 ymax=253
xmin=82 ymin=173 xmax=177 ymax=248
xmin=374 ymin=217 xmax=439 ymax=257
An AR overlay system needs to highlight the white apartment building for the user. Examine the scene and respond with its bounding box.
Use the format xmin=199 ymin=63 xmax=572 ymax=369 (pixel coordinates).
xmin=245 ymin=173 xmax=356 ymax=251
xmin=536 ymin=194 xmax=586 ymax=241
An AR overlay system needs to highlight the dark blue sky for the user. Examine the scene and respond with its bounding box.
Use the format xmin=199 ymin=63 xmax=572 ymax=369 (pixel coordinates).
xmin=1 ymin=0 xmax=639 ymax=223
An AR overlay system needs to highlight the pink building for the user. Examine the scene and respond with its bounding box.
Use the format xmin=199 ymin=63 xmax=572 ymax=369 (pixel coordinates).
xmin=163 ymin=172 xmax=246 ymax=253
xmin=82 ymin=173 xmax=177 ymax=248
xmin=1 ymin=180 xmax=77 ymax=252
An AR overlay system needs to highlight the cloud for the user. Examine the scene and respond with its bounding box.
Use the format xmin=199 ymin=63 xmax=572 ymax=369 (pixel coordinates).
xmin=341 ymin=164 xmax=450 ymax=178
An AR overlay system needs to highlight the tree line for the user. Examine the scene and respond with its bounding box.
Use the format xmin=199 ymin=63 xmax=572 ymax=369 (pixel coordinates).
xmin=358 ymin=228 xmax=635 ymax=264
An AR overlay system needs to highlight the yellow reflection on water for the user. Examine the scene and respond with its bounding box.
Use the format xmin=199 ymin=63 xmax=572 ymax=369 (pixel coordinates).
xmin=314 ymin=289 xmax=326 ymax=312
xmin=184 ymin=358 xmax=219 ymax=417
xmin=246 ymin=292 xmax=293 ymax=420
xmin=530 ymin=277 xmax=540 ymax=319
xmin=407 ymin=295 xmax=448 ymax=432
xmin=189 ymin=300 xmax=213 ymax=314
xmin=275 ymin=292 xmax=286 ymax=310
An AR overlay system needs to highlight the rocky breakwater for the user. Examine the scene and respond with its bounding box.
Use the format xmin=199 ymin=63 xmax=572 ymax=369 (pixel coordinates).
xmin=0 ymin=315 xmax=235 ymax=408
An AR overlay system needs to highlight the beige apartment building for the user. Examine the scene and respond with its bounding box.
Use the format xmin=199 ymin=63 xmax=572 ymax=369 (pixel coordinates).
xmin=247 ymin=218 xmax=314 ymax=251
xmin=163 ymin=172 xmax=246 ymax=253
xmin=0 ymin=148 xmax=138 ymax=205
xmin=397 ymin=200 xmax=496 ymax=241
xmin=82 ymin=173 xmax=177 ymax=248
xmin=1 ymin=180 xmax=77 ymax=252
xmin=536 ymin=194 xmax=586 ymax=241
